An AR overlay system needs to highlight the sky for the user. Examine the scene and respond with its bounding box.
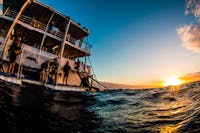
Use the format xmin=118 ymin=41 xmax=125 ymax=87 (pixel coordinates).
xmin=40 ymin=0 xmax=200 ymax=86
xmin=0 ymin=0 xmax=2 ymax=15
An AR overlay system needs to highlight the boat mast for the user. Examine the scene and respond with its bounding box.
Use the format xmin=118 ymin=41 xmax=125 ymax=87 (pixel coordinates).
xmin=1 ymin=0 xmax=34 ymax=59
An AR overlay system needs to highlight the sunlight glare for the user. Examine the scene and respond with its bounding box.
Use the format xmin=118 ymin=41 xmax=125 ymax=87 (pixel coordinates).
xmin=164 ymin=76 xmax=182 ymax=87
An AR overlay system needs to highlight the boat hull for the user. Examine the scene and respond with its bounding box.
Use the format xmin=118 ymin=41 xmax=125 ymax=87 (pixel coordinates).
xmin=0 ymin=74 xmax=100 ymax=92
xmin=0 ymin=74 xmax=22 ymax=85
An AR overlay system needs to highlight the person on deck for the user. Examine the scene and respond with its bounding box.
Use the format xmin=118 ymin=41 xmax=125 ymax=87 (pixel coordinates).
xmin=40 ymin=60 xmax=49 ymax=83
xmin=7 ymin=36 xmax=22 ymax=75
xmin=50 ymin=58 xmax=58 ymax=83
xmin=80 ymin=75 xmax=91 ymax=87
xmin=75 ymin=59 xmax=80 ymax=72
xmin=63 ymin=61 xmax=71 ymax=85
xmin=50 ymin=21 xmax=59 ymax=35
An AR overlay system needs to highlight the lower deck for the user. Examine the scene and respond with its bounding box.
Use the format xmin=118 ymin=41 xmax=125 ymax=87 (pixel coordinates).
xmin=0 ymin=59 xmax=98 ymax=92
xmin=0 ymin=72 xmax=95 ymax=92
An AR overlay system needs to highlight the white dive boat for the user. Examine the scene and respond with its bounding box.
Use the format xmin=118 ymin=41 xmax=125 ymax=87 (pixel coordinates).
xmin=0 ymin=0 xmax=106 ymax=92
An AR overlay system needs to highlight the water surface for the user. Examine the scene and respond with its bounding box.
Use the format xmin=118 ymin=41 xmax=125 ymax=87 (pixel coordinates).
xmin=0 ymin=80 xmax=200 ymax=132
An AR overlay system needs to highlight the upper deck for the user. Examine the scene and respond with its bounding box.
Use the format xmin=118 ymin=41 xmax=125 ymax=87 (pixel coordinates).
xmin=2 ymin=0 xmax=91 ymax=58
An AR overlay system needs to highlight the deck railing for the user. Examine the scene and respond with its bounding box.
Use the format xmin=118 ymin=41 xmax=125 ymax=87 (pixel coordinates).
xmin=83 ymin=42 xmax=91 ymax=52
xmin=67 ymin=36 xmax=91 ymax=52
xmin=47 ymin=30 xmax=64 ymax=39
xmin=5 ymin=9 xmax=64 ymax=38
xmin=6 ymin=10 xmax=46 ymax=31
xmin=4 ymin=9 xmax=90 ymax=53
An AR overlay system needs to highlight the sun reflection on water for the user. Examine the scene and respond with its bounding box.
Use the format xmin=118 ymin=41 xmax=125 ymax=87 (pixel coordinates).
xmin=168 ymin=85 xmax=181 ymax=93
xmin=159 ymin=124 xmax=181 ymax=133
xmin=150 ymin=89 xmax=194 ymax=133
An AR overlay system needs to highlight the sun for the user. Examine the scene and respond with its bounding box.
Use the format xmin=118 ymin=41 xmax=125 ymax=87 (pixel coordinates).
xmin=164 ymin=76 xmax=182 ymax=87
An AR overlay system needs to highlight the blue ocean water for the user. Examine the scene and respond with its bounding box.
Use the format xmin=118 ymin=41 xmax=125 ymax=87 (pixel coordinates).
xmin=0 ymin=80 xmax=200 ymax=132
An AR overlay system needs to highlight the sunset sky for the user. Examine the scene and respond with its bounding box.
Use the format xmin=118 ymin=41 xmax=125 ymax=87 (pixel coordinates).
xmin=40 ymin=0 xmax=200 ymax=86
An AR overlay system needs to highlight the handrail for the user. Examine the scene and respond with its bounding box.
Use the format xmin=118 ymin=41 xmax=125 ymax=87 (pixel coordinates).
xmin=5 ymin=9 xmax=64 ymax=38
xmin=4 ymin=9 xmax=91 ymax=53
xmin=54 ymin=31 xmax=64 ymax=39
xmin=6 ymin=10 xmax=47 ymax=31
xmin=67 ymin=36 xmax=91 ymax=52
xmin=83 ymin=41 xmax=91 ymax=52
xmin=90 ymin=77 xmax=108 ymax=90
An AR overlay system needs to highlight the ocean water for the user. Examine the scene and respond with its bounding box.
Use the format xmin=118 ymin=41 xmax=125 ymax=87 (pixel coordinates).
xmin=0 ymin=81 xmax=200 ymax=132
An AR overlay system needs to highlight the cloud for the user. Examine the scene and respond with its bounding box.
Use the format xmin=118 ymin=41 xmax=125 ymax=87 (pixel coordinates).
xmin=177 ymin=24 xmax=200 ymax=52
xmin=177 ymin=0 xmax=200 ymax=53
xmin=185 ymin=0 xmax=200 ymax=21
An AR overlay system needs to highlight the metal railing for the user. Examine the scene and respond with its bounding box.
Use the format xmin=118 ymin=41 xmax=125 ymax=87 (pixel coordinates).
xmin=67 ymin=36 xmax=91 ymax=52
xmin=4 ymin=9 xmax=91 ymax=53
xmin=5 ymin=9 xmax=64 ymax=38
xmin=6 ymin=9 xmax=46 ymax=31
xmin=83 ymin=41 xmax=91 ymax=52
xmin=47 ymin=30 xmax=64 ymax=39
xmin=90 ymin=77 xmax=108 ymax=91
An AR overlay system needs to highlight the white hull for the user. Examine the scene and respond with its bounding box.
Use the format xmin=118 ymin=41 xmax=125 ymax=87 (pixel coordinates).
xmin=46 ymin=84 xmax=86 ymax=92
xmin=0 ymin=76 xmax=90 ymax=92
xmin=22 ymin=79 xmax=88 ymax=92
xmin=0 ymin=75 xmax=22 ymax=85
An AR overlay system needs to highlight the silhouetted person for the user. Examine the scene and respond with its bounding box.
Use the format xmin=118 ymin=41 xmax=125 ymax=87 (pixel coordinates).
xmin=75 ymin=59 xmax=80 ymax=72
xmin=50 ymin=58 xmax=58 ymax=83
xmin=80 ymin=75 xmax=91 ymax=87
xmin=40 ymin=60 xmax=49 ymax=83
xmin=63 ymin=61 xmax=71 ymax=85
xmin=7 ymin=36 xmax=22 ymax=75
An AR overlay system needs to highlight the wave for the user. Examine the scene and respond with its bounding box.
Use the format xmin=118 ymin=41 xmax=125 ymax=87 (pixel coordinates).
xmin=90 ymin=83 xmax=200 ymax=132
xmin=0 ymin=81 xmax=200 ymax=132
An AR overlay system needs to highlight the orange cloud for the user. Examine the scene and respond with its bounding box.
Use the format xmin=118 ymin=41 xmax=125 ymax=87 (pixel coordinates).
xmin=177 ymin=24 xmax=200 ymax=52
xmin=177 ymin=0 xmax=200 ymax=53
